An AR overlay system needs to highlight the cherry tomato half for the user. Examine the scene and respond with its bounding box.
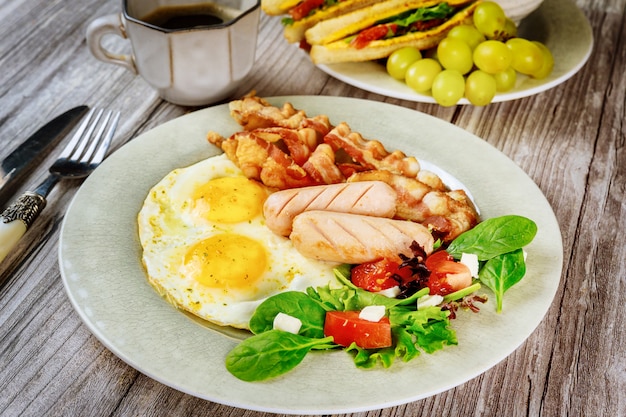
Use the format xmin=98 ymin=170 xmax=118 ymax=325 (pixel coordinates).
xmin=425 ymin=250 xmax=473 ymax=296
xmin=351 ymin=258 xmax=413 ymax=292
xmin=324 ymin=311 xmax=392 ymax=349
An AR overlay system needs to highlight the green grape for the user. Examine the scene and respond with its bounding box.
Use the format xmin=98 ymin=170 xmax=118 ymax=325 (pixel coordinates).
xmin=465 ymin=70 xmax=497 ymax=106
xmin=473 ymin=1 xmax=506 ymax=39
xmin=530 ymin=41 xmax=554 ymax=79
xmin=447 ymin=24 xmax=486 ymax=50
xmin=493 ymin=67 xmax=517 ymax=92
xmin=502 ymin=18 xmax=518 ymax=39
xmin=506 ymin=38 xmax=544 ymax=75
xmin=386 ymin=47 xmax=422 ymax=80
xmin=437 ymin=37 xmax=473 ymax=74
xmin=405 ymin=58 xmax=442 ymax=92
xmin=431 ymin=69 xmax=465 ymax=107
xmin=473 ymin=40 xmax=512 ymax=74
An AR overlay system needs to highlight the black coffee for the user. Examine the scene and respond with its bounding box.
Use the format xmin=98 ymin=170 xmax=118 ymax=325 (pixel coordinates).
xmin=142 ymin=4 xmax=226 ymax=30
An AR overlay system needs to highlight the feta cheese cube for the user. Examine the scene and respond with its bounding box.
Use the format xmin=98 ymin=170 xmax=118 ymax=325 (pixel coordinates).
xmin=417 ymin=294 xmax=444 ymax=310
xmin=460 ymin=252 xmax=480 ymax=278
xmin=359 ymin=305 xmax=386 ymax=322
xmin=376 ymin=286 xmax=401 ymax=298
xmin=273 ymin=312 xmax=302 ymax=334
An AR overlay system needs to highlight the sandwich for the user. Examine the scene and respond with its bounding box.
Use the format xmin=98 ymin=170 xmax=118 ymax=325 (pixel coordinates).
xmin=262 ymin=0 xmax=381 ymax=43
xmin=305 ymin=0 xmax=480 ymax=64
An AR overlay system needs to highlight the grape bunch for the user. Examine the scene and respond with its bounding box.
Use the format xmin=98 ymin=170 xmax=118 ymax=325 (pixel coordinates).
xmin=385 ymin=1 xmax=554 ymax=106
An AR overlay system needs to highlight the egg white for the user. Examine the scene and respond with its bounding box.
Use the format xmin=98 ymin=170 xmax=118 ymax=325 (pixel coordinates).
xmin=138 ymin=154 xmax=339 ymax=329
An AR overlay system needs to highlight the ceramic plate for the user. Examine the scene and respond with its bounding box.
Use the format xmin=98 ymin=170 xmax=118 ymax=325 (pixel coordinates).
xmin=317 ymin=0 xmax=593 ymax=104
xmin=60 ymin=96 xmax=563 ymax=414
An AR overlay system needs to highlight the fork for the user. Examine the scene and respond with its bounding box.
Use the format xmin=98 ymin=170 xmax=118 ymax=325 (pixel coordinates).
xmin=0 ymin=108 xmax=120 ymax=263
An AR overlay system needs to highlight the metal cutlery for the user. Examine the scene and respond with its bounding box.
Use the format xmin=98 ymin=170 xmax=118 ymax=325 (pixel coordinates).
xmin=0 ymin=108 xmax=120 ymax=263
xmin=0 ymin=106 xmax=89 ymax=207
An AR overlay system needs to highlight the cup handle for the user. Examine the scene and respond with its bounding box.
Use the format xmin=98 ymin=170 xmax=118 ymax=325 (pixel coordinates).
xmin=86 ymin=14 xmax=137 ymax=74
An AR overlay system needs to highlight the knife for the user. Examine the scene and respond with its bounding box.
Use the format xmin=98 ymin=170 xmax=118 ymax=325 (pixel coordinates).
xmin=0 ymin=105 xmax=89 ymax=208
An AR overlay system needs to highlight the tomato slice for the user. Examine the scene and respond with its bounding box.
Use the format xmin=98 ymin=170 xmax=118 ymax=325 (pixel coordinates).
xmin=350 ymin=24 xmax=397 ymax=49
xmin=425 ymin=250 xmax=472 ymax=296
xmin=289 ymin=0 xmax=325 ymax=20
xmin=324 ymin=311 xmax=392 ymax=349
xmin=350 ymin=258 xmax=412 ymax=292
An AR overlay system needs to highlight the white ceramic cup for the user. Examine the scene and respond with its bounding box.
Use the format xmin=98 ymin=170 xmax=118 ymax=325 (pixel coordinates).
xmin=86 ymin=0 xmax=261 ymax=106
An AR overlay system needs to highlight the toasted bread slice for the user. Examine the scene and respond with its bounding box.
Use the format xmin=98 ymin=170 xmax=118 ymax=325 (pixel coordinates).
xmin=309 ymin=1 xmax=478 ymax=64
xmin=262 ymin=0 xmax=301 ymax=15
xmin=282 ymin=0 xmax=381 ymax=42
xmin=306 ymin=0 xmax=476 ymax=46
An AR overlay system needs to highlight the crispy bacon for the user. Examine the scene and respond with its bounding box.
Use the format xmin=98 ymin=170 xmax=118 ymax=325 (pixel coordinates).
xmin=252 ymin=127 xmax=319 ymax=165
xmin=324 ymin=123 xmax=420 ymax=177
xmin=411 ymin=18 xmax=445 ymax=32
xmin=229 ymin=94 xmax=302 ymax=130
xmin=207 ymin=130 xmax=319 ymax=190
xmin=419 ymin=189 xmax=480 ymax=242
xmin=262 ymin=144 xmax=319 ymax=189
xmin=348 ymin=170 xmax=479 ymax=242
xmin=301 ymin=143 xmax=345 ymax=184
xmin=208 ymin=93 xmax=480 ymax=240
xmin=228 ymin=92 xmax=332 ymax=135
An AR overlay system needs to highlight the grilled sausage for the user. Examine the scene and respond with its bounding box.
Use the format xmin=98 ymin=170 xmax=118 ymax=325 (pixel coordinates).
xmin=289 ymin=211 xmax=434 ymax=264
xmin=263 ymin=181 xmax=396 ymax=236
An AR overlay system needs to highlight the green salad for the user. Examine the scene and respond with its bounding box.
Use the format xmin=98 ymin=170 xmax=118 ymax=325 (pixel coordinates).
xmin=226 ymin=214 xmax=537 ymax=382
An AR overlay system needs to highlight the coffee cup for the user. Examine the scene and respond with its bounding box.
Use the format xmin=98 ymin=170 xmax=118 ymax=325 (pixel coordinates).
xmin=86 ymin=0 xmax=261 ymax=106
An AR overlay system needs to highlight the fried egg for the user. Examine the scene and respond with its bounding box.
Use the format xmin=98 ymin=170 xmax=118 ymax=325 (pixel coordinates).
xmin=138 ymin=153 xmax=339 ymax=329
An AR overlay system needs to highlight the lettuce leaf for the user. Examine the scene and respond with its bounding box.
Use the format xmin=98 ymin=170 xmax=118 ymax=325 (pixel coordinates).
xmin=227 ymin=266 xmax=466 ymax=380
xmin=379 ymin=3 xmax=456 ymax=27
xmin=389 ymin=305 xmax=457 ymax=354
xmin=344 ymin=305 xmax=457 ymax=369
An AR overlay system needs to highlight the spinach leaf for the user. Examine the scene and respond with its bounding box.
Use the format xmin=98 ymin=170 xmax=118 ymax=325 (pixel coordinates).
xmin=478 ymin=249 xmax=527 ymax=313
xmin=225 ymin=330 xmax=335 ymax=382
xmin=249 ymin=291 xmax=327 ymax=339
xmin=447 ymin=215 xmax=537 ymax=261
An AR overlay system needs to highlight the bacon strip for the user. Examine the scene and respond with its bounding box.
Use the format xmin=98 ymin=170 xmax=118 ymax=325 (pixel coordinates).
xmin=207 ymin=93 xmax=480 ymax=240
xmin=324 ymin=123 xmax=420 ymax=177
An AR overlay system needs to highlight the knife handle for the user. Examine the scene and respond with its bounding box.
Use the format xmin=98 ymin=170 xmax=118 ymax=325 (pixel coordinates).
xmin=0 ymin=192 xmax=46 ymax=263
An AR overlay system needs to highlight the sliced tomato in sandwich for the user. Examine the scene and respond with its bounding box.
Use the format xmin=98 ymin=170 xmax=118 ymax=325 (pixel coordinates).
xmin=350 ymin=3 xmax=456 ymax=49
xmin=289 ymin=0 xmax=325 ymax=20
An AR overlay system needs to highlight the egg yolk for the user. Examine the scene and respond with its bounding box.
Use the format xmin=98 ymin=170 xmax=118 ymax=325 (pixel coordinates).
xmin=184 ymin=233 xmax=267 ymax=290
xmin=193 ymin=176 xmax=266 ymax=223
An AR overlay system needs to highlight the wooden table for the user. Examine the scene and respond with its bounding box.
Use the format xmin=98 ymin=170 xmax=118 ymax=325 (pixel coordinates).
xmin=1 ymin=0 xmax=624 ymax=415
